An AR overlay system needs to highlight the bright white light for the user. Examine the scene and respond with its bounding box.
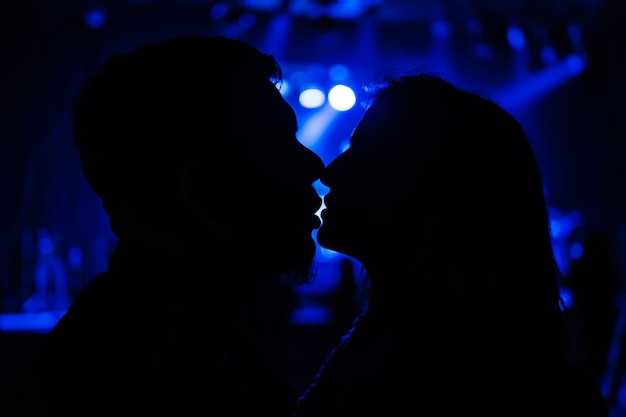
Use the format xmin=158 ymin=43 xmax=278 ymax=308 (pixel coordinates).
xmin=328 ymin=84 xmax=356 ymax=111
xmin=299 ymin=88 xmax=326 ymax=109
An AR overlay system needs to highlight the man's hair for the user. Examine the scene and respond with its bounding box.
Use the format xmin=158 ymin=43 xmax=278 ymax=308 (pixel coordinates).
xmin=73 ymin=35 xmax=282 ymax=207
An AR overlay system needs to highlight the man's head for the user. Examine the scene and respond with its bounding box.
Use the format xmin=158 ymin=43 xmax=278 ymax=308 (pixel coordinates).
xmin=74 ymin=35 xmax=325 ymax=281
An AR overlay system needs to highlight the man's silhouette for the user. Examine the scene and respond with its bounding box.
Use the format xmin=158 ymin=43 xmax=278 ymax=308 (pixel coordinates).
xmin=14 ymin=34 xmax=325 ymax=417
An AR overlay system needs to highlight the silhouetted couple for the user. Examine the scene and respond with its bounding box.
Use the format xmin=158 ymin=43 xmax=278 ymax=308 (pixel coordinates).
xmin=11 ymin=35 xmax=608 ymax=417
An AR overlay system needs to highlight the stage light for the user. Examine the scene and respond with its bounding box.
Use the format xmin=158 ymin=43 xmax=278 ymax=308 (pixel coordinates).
xmin=329 ymin=64 xmax=349 ymax=82
xmin=328 ymin=84 xmax=356 ymax=111
xmin=570 ymin=242 xmax=584 ymax=260
xmin=210 ymin=2 xmax=229 ymax=20
xmin=507 ymin=24 xmax=525 ymax=50
xmin=299 ymin=87 xmax=326 ymax=109
xmin=431 ymin=20 xmax=452 ymax=40
xmin=84 ymin=8 xmax=106 ymax=29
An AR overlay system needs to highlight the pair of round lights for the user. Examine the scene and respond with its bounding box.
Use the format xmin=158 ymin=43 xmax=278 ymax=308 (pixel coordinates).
xmin=281 ymin=83 xmax=357 ymax=111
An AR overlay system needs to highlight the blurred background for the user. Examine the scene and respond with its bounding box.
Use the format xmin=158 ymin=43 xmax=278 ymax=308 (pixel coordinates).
xmin=0 ymin=0 xmax=625 ymax=414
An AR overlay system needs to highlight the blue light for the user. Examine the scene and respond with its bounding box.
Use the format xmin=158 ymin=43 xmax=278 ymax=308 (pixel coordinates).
xmin=569 ymin=242 xmax=584 ymax=259
xmin=68 ymin=247 xmax=83 ymax=268
xmin=566 ymin=54 xmax=585 ymax=74
xmin=210 ymin=3 xmax=229 ymax=20
xmin=313 ymin=178 xmax=329 ymax=196
xmin=496 ymin=56 xmax=588 ymax=111
xmin=277 ymin=79 xmax=291 ymax=97
xmin=507 ymin=25 xmax=525 ymax=50
xmin=431 ymin=20 xmax=452 ymax=39
xmin=289 ymin=305 xmax=332 ymax=325
xmin=84 ymin=9 xmax=106 ymax=30
xmin=568 ymin=24 xmax=582 ymax=44
xmin=329 ymin=64 xmax=349 ymax=82
xmin=38 ymin=237 xmax=53 ymax=255
xmin=559 ymin=287 xmax=574 ymax=311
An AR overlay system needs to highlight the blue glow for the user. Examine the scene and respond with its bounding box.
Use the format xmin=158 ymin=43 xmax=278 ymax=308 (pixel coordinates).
xmin=313 ymin=178 xmax=329 ymax=196
xmin=541 ymin=46 xmax=558 ymax=65
xmin=38 ymin=237 xmax=53 ymax=255
xmin=260 ymin=12 xmax=292 ymax=59
xmin=210 ymin=3 xmax=229 ymax=20
xmin=328 ymin=84 xmax=356 ymax=111
xmin=68 ymin=247 xmax=83 ymax=268
xmin=84 ymin=9 xmax=106 ymax=30
xmin=431 ymin=20 xmax=452 ymax=39
xmin=569 ymin=242 xmax=584 ymax=260
xmin=495 ymin=55 xmax=587 ymax=110
xmin=289 ymin=305 xmax=332 ymax=325
xmin=568 ymin=25 xmax=582 ymax=44
xmin=238 ymin=12 xmax=256 ymax=30
xmin=550 ymin=220 xmax=562 ymax=237
xmin=566 ymin=54 xmax=585 ymax=74
xmin=507 ymin=25 xmax=525 ymax=50
xmin=298 ymin=105 xmax=339 ymax=148
xmin=549 ymin=209 xmax=584 ymax=239
xmin=242 ymin=0 xmax=283 ymax=11
xmin=329 ymin=64 xmax=349 ymax=82
xmin=277 ymin=79 xmax=291 ymax=96
xmin=0 ymin=311 xmax=66 ymax=332
xmin=559 ymin=287 xmax=574 ymax=311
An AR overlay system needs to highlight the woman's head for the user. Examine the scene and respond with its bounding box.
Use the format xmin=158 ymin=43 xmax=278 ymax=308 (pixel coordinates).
xmin=319 ymin=73 xmax=562 ymax=341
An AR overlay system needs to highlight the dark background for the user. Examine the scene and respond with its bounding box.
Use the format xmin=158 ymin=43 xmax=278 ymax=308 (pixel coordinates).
xmin=0 ymin=0 xmax=625 ymax=413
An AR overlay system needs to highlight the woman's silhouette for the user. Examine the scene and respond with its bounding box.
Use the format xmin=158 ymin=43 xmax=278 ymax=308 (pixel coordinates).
xmin=296 ymin=72 xmax=609 ymax=416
